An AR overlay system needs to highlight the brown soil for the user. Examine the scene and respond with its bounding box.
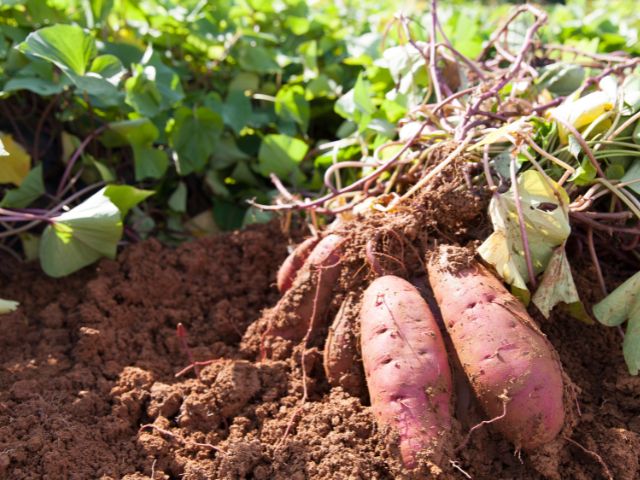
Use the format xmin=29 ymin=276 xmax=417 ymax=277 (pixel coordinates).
xmin=1 ymin=215 xmax=639 ymax=479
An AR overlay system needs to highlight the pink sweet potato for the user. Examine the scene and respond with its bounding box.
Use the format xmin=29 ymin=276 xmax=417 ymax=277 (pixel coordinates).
xmin=266 ymin=234 xmax=345 ymax=343
xmin=277 ymin=236 xmax=320 ymax=293
xmin=361 ymin=275 xmax=452 ymax=469
xmin=426 ymin=245 xmax=564 ymax=450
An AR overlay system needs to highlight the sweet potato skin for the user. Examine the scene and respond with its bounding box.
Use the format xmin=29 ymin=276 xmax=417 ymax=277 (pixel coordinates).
xmin=267 ymin=234 xmax=345 ymax=342
xmin=277 ymin=236 xmax=320 ymax=293
xmin=324 ymin=295 xmax=365 ymax=397
xmin=427 ymin=245 xmax=564 ymax=450
xmin=361 ymin=275 xmax=452 ymax=469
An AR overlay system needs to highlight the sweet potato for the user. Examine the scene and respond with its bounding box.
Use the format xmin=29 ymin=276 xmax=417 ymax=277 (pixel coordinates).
xmin=361 ymin=275 xmax=452 ymax=469
xmin=426 ymin=245 xmax=564 ymax=450
xmin=323 ymin=295 xmax=365 ymax=397
xmin=277 ymin=236 xmax=320 ymax=293
xmin=266 ymin=234 xmax=345 ymax=343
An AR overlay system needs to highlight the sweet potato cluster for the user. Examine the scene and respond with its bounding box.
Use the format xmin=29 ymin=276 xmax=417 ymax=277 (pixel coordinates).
xmin=265 ymin=235 xmax=565 ymax=471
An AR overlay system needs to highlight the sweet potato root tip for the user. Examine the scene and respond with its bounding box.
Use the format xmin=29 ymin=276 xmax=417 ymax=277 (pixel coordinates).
xmin=277 ymin=236 xmax=320 ymax=293
xmin=360 ymin=275 xmax=452 ymax=469
xmin=427 ymin=245 xmax=565 ymax=450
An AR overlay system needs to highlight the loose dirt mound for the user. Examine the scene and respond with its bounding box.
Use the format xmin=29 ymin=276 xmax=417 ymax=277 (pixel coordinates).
xmin=1 ymin=222 xmax=638 ymax=480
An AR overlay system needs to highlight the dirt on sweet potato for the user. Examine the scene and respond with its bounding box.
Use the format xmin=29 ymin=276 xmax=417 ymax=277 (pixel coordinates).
xmin=0 ymin=161 xmax=638 ymax=479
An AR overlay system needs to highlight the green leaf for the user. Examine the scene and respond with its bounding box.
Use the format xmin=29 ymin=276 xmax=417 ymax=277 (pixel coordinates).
xmin=103 ymin=185 xmax=154 ymax=217
xmin=133 ymin=145 xmax=168 ymax=181
xmin=39 ymin=188 xmax=123 ymax=277
xmin=0 ymin=165 xmax=45 ymax=208
xmin=532 ymin=246 xmax=581 ymax=318
xmin=125 ymin=61 xmax=184 ymax=117
xmin=19 ymin=24 xmax=96 ymax=76
xmin=101 ymin=118 xmax=159 ymax=147
xmin=89 ymin=54 xmax=124 ymax=81
xmin=223 ymin=90 xmax=252 ymax=134
xmin=537 ymin=63 xmax=585 ymax=96
xmin=2 ymin=77 xmax=66 ymax=96
xmin=211 ymin=136 xmax=251 ymax=170
xmin=353 ymin=74 xmax=376 ymax=116
xmin=168 ymin=182 xmax=187 ymax=213
xmin=593 ymin=271 xmax=640 ymax=375
xmin=20 ymin=233 xmax=40 ymax=262
xmin=101 ymin=119 xmax=167 ymax=181
xmin=237 ymin=45 xmax=280 ymax=74
xmin=275 ymin=85 xmax=310 ymax=132
xmin=170 ymin=106 xmax=223 ymax=175
xmin=205 ymin=170 xmax=231 ymax=198
xmin=229 ymin=73 xmax=260 ymax=92
xmin=479 ymin=170 xmax=571 ymax=291
xmin=0 ymin=299 xmax=19 ymax=314
xmin=72 ymin=74 xmax=123 ymax=108
xmin=243 ymin=205 xmax=273 ymax=226
xmin=212 ymin=199 xmax=246 ymax=231
xmin=621 ymin=160 xmax=640 ymax=195
xmin=257 ymin=134 xmax=308 ymax=179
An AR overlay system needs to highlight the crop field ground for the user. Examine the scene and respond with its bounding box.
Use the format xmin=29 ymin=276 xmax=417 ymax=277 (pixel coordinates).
xmin=1 ymin=0 xmax=639 ymax=479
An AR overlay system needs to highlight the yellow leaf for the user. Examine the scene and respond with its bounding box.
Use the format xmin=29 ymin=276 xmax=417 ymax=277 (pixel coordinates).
xmin=475 ymin=118 xmax=531 ymax=148
xmin=548 ymin=91 xmax=613 ymax=144
xmin=0 ymin=133 xmax=31 ymax=186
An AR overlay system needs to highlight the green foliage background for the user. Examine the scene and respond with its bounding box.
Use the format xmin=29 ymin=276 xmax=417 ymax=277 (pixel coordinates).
xmin=0 ymin=0 xmax=638 ymax=269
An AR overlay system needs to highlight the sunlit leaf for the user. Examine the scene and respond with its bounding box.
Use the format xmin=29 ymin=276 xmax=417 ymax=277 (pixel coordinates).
xmin=39 ymin=188 xmax=123 ymax=277
xmin=548 ymin=91 xmax=614 ymax=143
xmin=103 ymin=184 xmax=154 ymax=217
xmin=256 ymin=134 xmax=308 ymax=179
xmin=19 ymin=24 xmax=96 ymax=76
xmin=275 ymin=85 xmax=310 ymax=132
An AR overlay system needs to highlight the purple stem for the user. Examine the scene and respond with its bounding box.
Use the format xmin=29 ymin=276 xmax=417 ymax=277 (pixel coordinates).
xmin=56 ymin=125 xmax=107 ymax=198
xmin=249 ymin=123 xmax=429 ymax=212
xmin=510 ymin=155 xmax=537 ymax=288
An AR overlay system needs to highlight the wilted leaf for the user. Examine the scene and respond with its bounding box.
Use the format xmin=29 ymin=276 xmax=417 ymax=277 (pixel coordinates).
xmin=0 ymin=133 xmax=31 ymax=186
xmin=532 ymin=246 xmax=581 ymax=318
xmin=593 ymin=271 xmax=640 ymax=375
xmin=479 ymin=170 xmax=571 ymax=291
xmin=0 ymin=299 xmax=19 ymax=314
xmin=476 ymin=118 xmax=530 ymax=147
